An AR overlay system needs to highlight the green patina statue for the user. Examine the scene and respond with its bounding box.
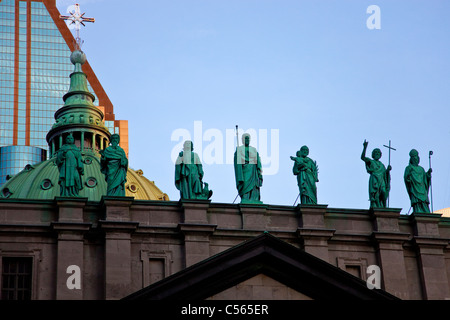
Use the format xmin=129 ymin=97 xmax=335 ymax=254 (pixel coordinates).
xmin=100 ymin=134 xmax=128 ymax=196
xmin=361 ymin=140 xmax=391 ymax=208
xmin=56 ymin=134 xmax=84 ymax=197
xmin=234 ymin=133 xmax=263 ymax=204
xmin=404 ymin=149 xmax=432 ymax=213
xmin=175 ymin=140 xmax=212 ymax=200
xmin=291 ymin=145 xmax=319 ymax=205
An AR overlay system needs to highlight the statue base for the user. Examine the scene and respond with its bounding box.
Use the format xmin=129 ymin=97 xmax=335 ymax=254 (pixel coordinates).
xmin=240 ymin=199 xmax=263 ymax=205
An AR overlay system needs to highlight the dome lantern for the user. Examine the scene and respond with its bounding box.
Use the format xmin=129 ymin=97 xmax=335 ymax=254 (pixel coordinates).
xmin=46 ymin=49 xmax=111 ymax=158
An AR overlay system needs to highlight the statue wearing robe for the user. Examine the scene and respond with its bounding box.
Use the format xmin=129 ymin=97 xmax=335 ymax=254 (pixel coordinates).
xmin=404 ymin=149 xmax=431 ymax=213
xmin=234 ymin=134 xmax=263 ymax=204
xmin=291 ymin=146 xmax=318 ymax=205
xmin=175 ymin=141 xmax=212 ymax=200
xmin=100 ymin=134 xmax=128 ymax=196
xmin=56 ymin=134 xmax=84 ymax=197
xmin=361 ymin=140 xmax=391 ymax=208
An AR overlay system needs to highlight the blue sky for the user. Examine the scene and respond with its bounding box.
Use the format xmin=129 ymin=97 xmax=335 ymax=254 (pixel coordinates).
xmin=56 ymin=0 xmax=450 ymax=213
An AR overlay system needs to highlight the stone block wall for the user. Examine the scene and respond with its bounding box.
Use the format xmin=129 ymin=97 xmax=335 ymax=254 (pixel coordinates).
xmin=0 ymin=197 xmax=449 ymax=300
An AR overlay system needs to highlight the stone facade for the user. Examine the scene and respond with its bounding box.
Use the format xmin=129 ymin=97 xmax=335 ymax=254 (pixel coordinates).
xmin=0 ymin=197 xmax=449 ymax=300
xmin=207 ymin=274 xmax=313 ymax=300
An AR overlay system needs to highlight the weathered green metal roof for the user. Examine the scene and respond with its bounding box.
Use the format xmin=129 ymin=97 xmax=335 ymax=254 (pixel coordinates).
xmin=1 ymin=154 xmax=105 ymax=201
xmin=0 ymin=153 xmax=169 ymax=201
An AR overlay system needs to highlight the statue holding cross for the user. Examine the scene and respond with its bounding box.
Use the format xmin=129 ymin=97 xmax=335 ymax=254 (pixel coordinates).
xmin=361 ymin=140 xmax=392 ymax=209
xmin=383 ymin=140 xmax=396 ymax=207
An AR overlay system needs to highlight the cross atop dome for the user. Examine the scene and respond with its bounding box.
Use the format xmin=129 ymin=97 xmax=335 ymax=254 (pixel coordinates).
xmin=59 ymin=3 xmax=95 ymax=50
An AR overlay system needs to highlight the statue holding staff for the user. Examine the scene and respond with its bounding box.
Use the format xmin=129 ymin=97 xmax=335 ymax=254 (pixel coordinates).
xmin=234 ymin=133 xmax=263 ymax=204
xmin=361 ymin=140 xmax=391 ymax=208
xmin=382 ymin=140 xmax=396 ymax=207
xmin=404 ymin=149 xmax=432 ymax=213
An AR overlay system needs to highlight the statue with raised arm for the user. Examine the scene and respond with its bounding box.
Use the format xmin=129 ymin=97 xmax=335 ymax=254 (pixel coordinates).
xmin=404 ymin=149 xmax=432 ymax=213
xmin=234 ymin=133 xmax=263 ymax=204
xmin=175 ymin=140 xmax=212 ymax=200
xmin=56 ymin=134 xmax=84 ymax=197
xmin=361 ymin=140 xmax=391 ymax=208
xmin=100 ymin=134 xmax=128 ymax=196
xmin=291 ymin=145 xmax=319 ymax=205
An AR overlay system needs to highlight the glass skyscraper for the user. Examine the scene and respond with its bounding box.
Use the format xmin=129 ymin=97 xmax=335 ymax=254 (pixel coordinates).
xmin=0 ymin=0 xmax=128 ymax=185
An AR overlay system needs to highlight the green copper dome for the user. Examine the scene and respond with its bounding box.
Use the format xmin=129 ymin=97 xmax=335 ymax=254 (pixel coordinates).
xmin=0 ymin=155 xmax=105 ymax=200
xmin=1 ymin=49 xmax=169 ymax=202
xmin=0 ymin=158 xmax=168 ymax=201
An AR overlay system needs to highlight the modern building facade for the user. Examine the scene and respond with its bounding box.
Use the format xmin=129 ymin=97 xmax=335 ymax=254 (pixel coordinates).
xmin=0 ymin=0 xmax=128 ymax=185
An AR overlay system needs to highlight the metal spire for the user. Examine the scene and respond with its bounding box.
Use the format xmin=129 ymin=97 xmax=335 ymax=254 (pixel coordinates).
xmin=59 ymin=4 xmax=95 ymax=50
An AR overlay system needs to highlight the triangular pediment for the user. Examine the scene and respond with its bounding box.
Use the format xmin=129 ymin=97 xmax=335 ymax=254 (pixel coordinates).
xmin=207 ymin=273 xmax=313 ymax=300
xmin=123 ymin=233 xmax=398 ymax=300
